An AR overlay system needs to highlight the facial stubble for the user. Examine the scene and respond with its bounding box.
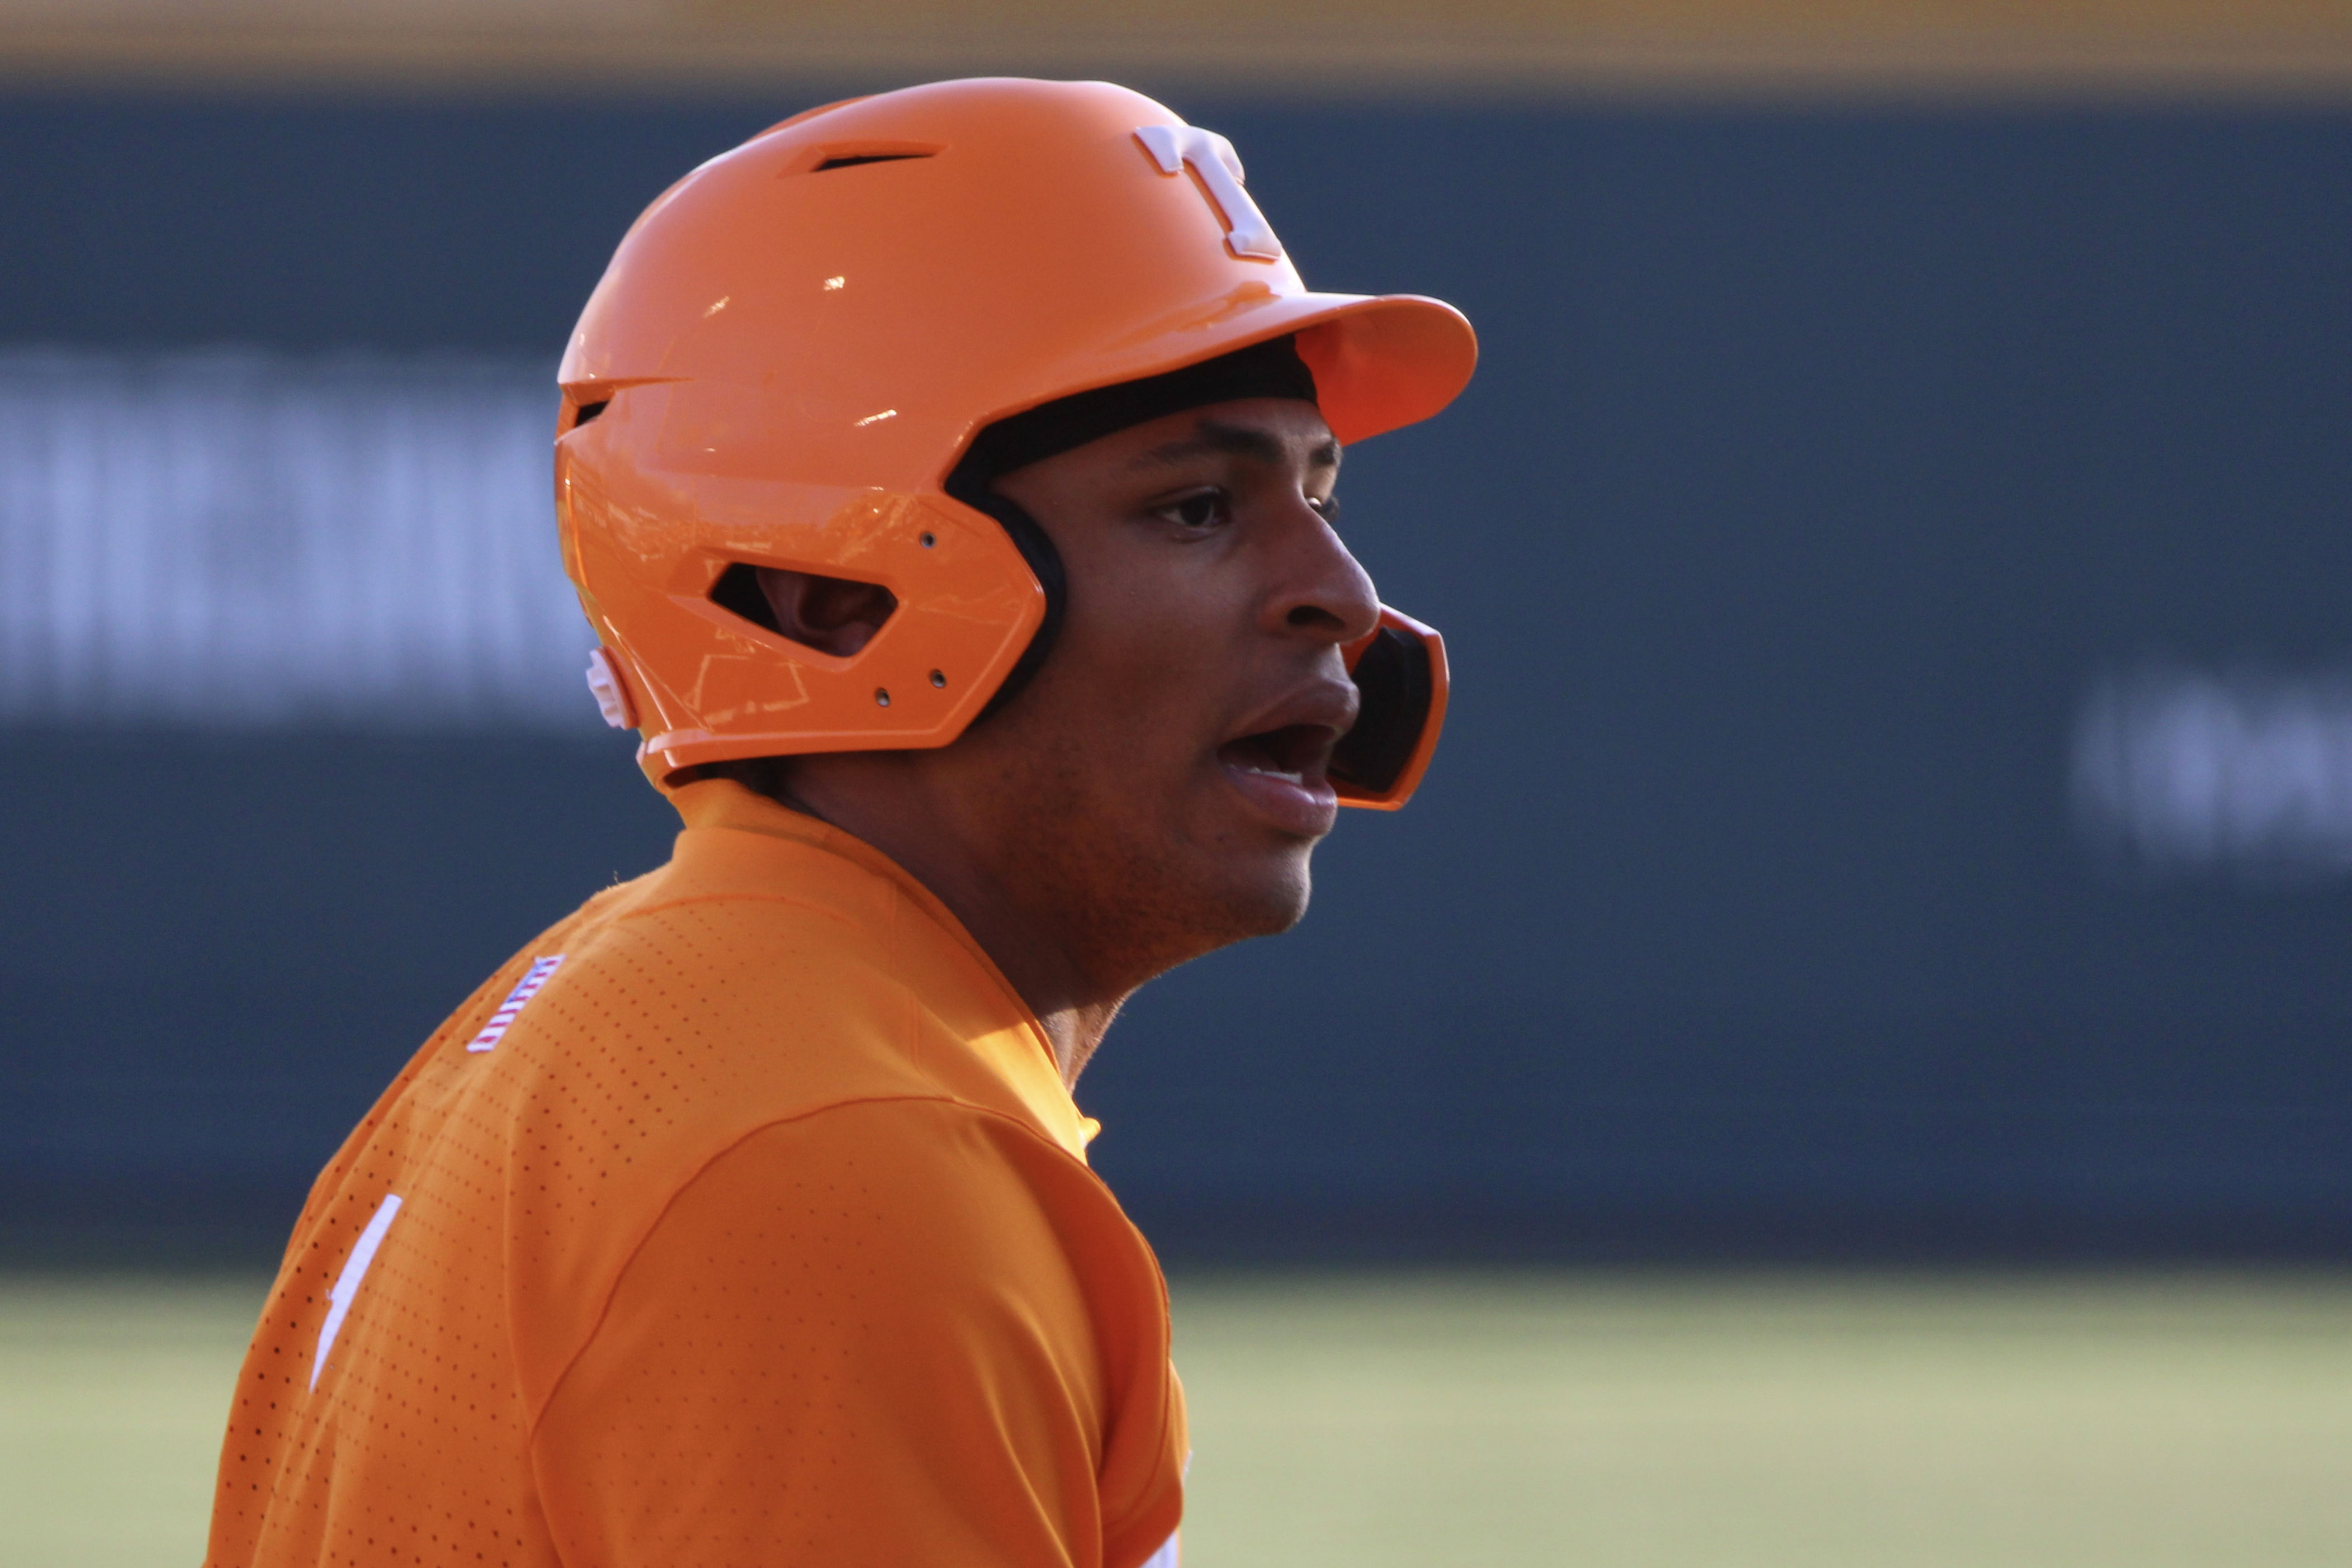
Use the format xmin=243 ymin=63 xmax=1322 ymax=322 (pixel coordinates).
xmin=985 ymin=721 xmax=1316 ymax=999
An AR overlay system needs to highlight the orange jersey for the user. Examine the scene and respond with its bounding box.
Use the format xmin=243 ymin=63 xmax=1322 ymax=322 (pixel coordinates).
xmin=206 ymin=778 xmax=1186 ymax=1568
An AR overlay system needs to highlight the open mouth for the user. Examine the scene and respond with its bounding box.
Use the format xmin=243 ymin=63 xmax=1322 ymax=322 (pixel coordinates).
xmin=1215 ymin=723 xmax=1337 ymax=788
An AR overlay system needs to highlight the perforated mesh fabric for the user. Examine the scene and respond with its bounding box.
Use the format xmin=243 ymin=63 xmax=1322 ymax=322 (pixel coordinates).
xmin=206 ymin=779 xmax=1186 ymax=1568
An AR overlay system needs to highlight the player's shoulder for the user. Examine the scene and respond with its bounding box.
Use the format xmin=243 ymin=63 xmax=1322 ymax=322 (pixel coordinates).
xmin=554 ymin=860 xmax=927 ymax=1070
xmin=410 ymin=814 xmax=1077 ymax=1243
xmin=482 ymin=832 xmax=1047 ymax=1144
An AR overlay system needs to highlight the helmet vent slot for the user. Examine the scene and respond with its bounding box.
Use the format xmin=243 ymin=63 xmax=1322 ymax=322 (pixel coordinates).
xmin=568 ymin=399 xmax=609 ymax=430
xmin=814 ymin=153 xmax=933 ymax=172
xmin=711 ymin=563 xmax=898 ymax=657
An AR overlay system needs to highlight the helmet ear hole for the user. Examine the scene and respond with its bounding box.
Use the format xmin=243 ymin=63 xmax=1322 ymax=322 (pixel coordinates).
xmin=711 ymin=563 xmax=898 ymax=658
xmin=710 ymin=563 xmax=784 ymax=634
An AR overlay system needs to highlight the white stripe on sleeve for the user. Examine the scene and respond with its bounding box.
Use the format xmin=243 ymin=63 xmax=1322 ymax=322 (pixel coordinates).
xmin=311 ymin=1192 xmax=402 ymax=1391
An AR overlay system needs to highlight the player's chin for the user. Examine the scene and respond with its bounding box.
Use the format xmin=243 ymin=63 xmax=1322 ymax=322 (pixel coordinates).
xmin=1153 ymin=761 xmax=1327 ymax=937
xmin=1195 ymin=835 xmax=1318 ymax=940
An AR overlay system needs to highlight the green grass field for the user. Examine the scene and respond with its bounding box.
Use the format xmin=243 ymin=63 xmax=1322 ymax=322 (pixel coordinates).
xmin=3 ymin=1269 xmax=2348 ymax=1566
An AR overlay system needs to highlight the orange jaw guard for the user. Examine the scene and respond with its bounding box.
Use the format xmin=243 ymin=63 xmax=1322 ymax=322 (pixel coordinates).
xmin=555 ymin=78 xmax=1475 ymax=804
xmin=1334 ymin=607 xmax=1450 ymax=809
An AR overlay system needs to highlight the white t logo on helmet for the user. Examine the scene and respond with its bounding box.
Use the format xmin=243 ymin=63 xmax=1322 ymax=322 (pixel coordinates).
xmin=1134 ymin=125 xmax=1284 ymax=262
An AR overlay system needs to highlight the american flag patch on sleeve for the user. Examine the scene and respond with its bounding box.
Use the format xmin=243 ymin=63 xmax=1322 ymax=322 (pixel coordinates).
xmin=466 ymin=955 xmax=566 ymax=1053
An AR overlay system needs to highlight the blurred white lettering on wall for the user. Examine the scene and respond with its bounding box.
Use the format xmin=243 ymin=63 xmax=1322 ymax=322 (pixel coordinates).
xmin=0 ymin=349 xmax=595 ymax=730
xmin=2074 ymin=665 xmax=2352 ymax=879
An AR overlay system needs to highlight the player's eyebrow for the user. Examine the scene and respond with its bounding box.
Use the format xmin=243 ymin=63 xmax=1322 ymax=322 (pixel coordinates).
xmin=1130 ymin=419 xmax=1341 ymax=473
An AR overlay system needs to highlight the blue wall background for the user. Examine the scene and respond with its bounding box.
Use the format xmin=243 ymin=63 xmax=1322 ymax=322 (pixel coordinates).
xmin=4 ymin=93 xmax=2348 ymax=1260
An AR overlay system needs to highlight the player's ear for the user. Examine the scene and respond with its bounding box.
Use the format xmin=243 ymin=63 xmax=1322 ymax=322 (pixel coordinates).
xmin=754 ymin=567 xmax=898 ymax=657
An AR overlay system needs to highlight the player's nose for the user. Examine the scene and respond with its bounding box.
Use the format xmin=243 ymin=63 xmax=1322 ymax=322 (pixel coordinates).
xmin=1263 ymin=499 xmax=1381 ymax=647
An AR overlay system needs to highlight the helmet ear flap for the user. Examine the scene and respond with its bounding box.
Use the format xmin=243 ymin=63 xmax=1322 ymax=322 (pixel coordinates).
xmin=1333 ymin=607 xmax=1449 ymax=809
xmin=959 ymin=494 xmax=1067 ymax=723
xmin=942 ymin=457 xmax=1068 ymax=725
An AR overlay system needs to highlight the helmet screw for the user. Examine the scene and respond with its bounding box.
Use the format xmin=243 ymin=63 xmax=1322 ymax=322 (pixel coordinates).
xmin=919 ymin=532 xmax=936 ymax=548
xmin=929 ymin=670 xmax=946 ymax=688
xmin=874 ymin=688 xmax=891 ymax=707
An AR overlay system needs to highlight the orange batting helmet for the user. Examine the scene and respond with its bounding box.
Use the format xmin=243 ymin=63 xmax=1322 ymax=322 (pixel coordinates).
xmin=556 ymin=77 xmax=1475 ymax=805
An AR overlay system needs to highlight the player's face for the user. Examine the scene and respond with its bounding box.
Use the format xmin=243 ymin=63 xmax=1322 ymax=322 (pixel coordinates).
xmin=969 ymin=396 xmax=1379 ymax=978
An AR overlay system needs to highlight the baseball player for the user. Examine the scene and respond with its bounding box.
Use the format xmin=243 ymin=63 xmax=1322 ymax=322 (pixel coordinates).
xmin=205 ymin=77 xmax=1474 ymax=1567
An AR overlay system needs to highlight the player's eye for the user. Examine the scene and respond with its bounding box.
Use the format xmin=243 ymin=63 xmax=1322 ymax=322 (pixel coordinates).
xmin=1309 ymin=495 xmax=1342 ymax=527
xmin=1154 ymin=488 xmax=1230 ymax=532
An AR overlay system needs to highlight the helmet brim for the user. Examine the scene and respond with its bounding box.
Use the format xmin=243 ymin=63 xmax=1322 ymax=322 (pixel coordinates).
xmin=976 ymin=288 xmax=1476 ymax=461
xmin=1290 ymin=292 xmax=1480 ymax=447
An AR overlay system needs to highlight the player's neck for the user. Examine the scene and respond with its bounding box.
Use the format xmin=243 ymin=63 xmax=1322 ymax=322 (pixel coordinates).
xmin=761 ymin=757 xmax=1136 ymax=1088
